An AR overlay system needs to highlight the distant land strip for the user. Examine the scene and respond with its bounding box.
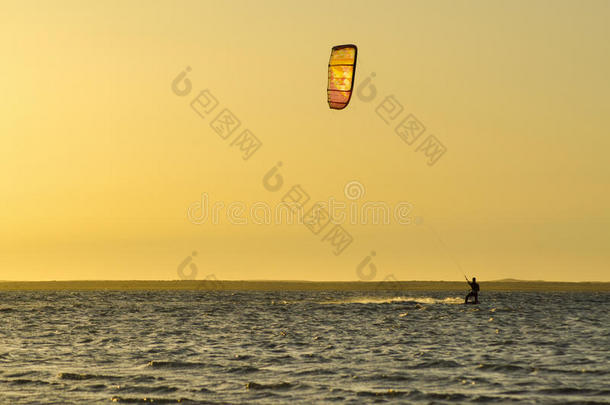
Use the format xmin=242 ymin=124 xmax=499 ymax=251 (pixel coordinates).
xmin=1 ymin=280 xmax=609 ymax=292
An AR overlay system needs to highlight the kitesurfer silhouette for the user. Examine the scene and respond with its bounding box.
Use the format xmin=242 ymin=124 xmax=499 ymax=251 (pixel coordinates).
xmin=464 ymin=276 xmax=480 ymax=304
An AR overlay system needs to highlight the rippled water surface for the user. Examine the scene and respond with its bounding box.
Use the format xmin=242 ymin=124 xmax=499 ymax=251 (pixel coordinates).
xmin=1 ymin=290 xmax=608 ymax=404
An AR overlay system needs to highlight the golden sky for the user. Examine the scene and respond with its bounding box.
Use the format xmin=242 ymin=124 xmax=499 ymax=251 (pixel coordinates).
xmin=1 ymin=0 xmax=609 ymax=281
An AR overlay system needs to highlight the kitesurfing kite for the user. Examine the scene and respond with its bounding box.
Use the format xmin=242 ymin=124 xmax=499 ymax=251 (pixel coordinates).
xmin=327 ymin=44 xmax=357 ymax=110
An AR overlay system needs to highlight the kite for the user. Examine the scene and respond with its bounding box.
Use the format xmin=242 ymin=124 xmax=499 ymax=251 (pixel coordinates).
xmin=327 ymin=44 xmax=357 ymax=110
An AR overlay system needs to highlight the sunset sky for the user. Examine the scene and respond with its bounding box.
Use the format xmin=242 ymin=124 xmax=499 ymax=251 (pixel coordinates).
xmin=1 ymin=0 xmax=609 ymax=281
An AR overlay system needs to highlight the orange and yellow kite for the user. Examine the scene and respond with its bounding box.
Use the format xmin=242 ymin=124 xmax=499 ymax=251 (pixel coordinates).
xmin=327 ymin=44 xmax=358 ymax=110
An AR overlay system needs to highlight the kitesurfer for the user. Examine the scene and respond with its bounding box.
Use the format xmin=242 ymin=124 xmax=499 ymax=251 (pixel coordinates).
xmin=464 ymin=276 xmax=480 ymax=304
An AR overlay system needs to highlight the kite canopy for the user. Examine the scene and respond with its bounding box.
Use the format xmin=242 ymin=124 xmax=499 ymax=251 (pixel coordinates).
xmin=327 ymin=44 xmax=357 ymax=110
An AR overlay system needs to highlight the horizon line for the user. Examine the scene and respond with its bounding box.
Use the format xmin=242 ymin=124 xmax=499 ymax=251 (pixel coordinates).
xmin=1 ymin=279 xmax=609 ymax=283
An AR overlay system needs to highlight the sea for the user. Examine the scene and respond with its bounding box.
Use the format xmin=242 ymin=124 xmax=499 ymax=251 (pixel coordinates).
xmin=0 ymin=290 xmax=608 ymax=404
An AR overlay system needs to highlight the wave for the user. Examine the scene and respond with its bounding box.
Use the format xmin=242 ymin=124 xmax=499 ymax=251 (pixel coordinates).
xmin=145 ymin=361 xmax=206 ymax=369
xmin=110 ymin=397 xmax=191 ymax=403
xmin=321 ymin=296 xmax=464 ymax=305
xmin=294 ymin=368 xmax=335 ymax=376
xmin=3 ymin=378 xmax=52 ymax=386
xmin=115 ymin=384 xmax=180 ymax=394
xmin=245 ymin=381 xmax=294 ymax=390
xmin=538 ymin=367 xmax=608 ymax=376
xmin=227 ymin=365 xmax=259 ymax=374
xmin=408 ymin=359 xmax=462 ymax=369
xmin=356 ymin=389 xmax=416 ymax=398
xmin=536 ymin=388 xmax=610 ymax=396
xmin=58 ymin=372 xmax=120 ymax=381
xmin=476 ymin=364 xmax=530 ymax=373
xmin=5 ymin=371 xmax=38 ymax=378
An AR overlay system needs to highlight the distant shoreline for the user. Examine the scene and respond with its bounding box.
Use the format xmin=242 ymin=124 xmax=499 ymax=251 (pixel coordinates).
xmin=1 ymin=280 xmax=609 ymax=292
